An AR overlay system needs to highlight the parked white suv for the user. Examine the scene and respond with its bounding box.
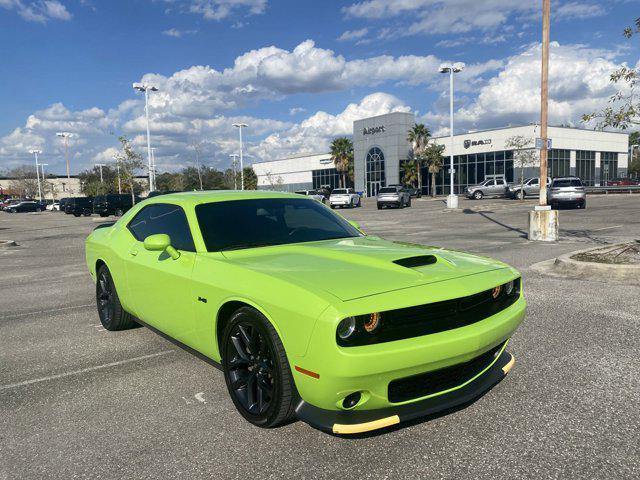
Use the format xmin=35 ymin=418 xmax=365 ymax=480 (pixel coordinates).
xmin=329 ymin=188 xmax=361 ymax=209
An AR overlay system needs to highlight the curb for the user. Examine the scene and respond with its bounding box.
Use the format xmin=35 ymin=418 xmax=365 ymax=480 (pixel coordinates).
xmin=531 ymin=243 xmax=640 ymax=285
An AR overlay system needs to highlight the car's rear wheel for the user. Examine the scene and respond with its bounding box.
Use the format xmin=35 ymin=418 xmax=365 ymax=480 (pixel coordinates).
xmin=407 ymin=197 xmax=412 ymax=207
xmin=96 ymin=265 xmax=136 ymax=331
xmin=222 ymin=307 xmax=297 ymax=428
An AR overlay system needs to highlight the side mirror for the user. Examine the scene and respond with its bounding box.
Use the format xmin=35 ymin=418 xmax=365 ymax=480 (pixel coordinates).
xmin=143 ymin=233 xmax=180 ymax=260
xmin=349 ymin=220 xmax=362 ymax=231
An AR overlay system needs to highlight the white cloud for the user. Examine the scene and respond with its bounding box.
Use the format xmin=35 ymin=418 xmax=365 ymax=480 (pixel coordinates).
xmin=338 ymin=28 xmax=369 ymax=41
xmin=289 ymin=107 xmax=306 ymax=116
xmin=162 ymin=27 xmax=198 ymax=37
xmin=423 ymin=42 xmax=623 ymax=135
xmin=254 ymin=93 xmax=411 ymax=161
xmin=343 ymin=0 xmax=605 ymax=37
xmin=159 ymin=0 xmax=267 ymax=21
xmin=0 ymin=0 xmax=72 ymax=23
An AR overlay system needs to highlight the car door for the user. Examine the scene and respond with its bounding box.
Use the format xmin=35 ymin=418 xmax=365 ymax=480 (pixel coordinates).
xmin=124 ymin=203 xmax=197 ymax=342
xmin=527 ymin=178 xmax=539 ymax=196
xmin=494 ymin=178 xmax=506 ymax=196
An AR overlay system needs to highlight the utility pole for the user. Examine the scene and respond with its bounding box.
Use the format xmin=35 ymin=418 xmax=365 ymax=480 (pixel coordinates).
xmin=439 ymin=63 xmax=464 ymax=208
xmin=192 ymin=143 xmax=203 ymax=190
xmin=114 ymin=156 xmax=122 ymax=194
xmin=133 ymin=83 xmax=159 ymax=192
xmin=56 ymin=132 xmax=72 ymax=188
xmin=151 ymin=147 xmax=157 ymax=190
xmin=230 ymin=154 xmax=239 ymax=190
xmin=528 ymin=0 xmax=559 ymax=241
xmin=40 ymin=163 xmax=48 ymax=200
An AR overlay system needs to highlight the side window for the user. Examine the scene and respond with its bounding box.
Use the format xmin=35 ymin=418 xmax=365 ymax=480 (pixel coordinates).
xmin=496 ymin=179 xmax=505 ymax=185
xmin=128 ymin=204 xmax=195 ymax=252
xmin=485 ymin=180 xmax=495 ymax=186
xmin=530 ymin=179 xmax=539 ymax=186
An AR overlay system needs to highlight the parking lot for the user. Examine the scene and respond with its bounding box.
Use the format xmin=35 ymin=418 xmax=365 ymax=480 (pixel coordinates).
xmin=1 ymin=195 xmax=639 ymax=479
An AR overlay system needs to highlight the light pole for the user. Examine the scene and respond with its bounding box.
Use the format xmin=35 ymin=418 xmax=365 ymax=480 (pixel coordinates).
xmin=96 ymin=163 xmax=106 ymax=183
xmin=56 ymin=132 xmax=72 ymax=184
xmin=233 ymin=123 xmax=248 ymax=190
xmin=39 ymin=163 xmax=48 ymax=200
xmin=151 ymin=147 xmax=158 ymax=191
xmin=30 ymin=149 xmax=43 ymax=201
xmin=439 ymin=62 xmax=465 ymax=209
xmin=230 ymin=154 xmax=239 ymax=190
xmin=133 ymin=82 xmax=158 ymax=192
xmin=113 ymin=156 xmax=122 ymax=194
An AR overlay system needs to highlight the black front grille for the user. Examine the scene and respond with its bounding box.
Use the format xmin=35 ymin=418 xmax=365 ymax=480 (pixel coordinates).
xmin=388 ymin=342 xmax=505 ymax=403
xmin=338 ymin=278 xmax=521 ymax=347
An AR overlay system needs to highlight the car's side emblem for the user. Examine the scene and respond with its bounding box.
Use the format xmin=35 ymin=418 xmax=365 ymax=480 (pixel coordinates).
xmin=197 ymin=296 xmax=208 ymax=303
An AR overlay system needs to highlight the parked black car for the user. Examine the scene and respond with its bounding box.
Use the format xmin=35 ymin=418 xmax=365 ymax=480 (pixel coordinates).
xmin=3 ymin=201 xmax=43 ymax=213
xmin=93 ymin=194 xmax=138 ymax=217
xmin=59 ymin=197 xmax=71 ymax=212
xmin=65 ymin=197 xmax=94 ymax=217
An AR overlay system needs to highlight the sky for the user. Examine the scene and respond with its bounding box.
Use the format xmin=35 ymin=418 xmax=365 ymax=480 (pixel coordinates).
xmin=0 ymin=0 xmax=638 ymax=175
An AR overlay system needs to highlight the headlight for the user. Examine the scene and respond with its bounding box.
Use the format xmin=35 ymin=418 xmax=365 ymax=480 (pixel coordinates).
xmin=505 ymin=280 xmax=515 ymax=295
xmin=337 ymin=317 xmax=356 ymax=340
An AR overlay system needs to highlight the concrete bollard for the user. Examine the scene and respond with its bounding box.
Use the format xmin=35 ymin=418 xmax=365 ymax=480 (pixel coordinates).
xmin=528 ymin=206 xmax=559 ymax=241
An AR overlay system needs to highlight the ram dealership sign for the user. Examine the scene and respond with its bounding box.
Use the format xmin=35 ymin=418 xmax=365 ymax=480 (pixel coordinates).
xmin=463 ymin=138 xmax=492 ymax=149
xmin=363 ymin=126 xmax=386 ymax=135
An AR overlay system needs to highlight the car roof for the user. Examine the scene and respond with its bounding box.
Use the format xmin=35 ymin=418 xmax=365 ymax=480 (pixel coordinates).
xmin=141 ymin=190 xmax=303 ymax=207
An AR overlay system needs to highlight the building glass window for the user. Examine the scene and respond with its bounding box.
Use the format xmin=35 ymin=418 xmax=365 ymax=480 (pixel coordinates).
xmin=548 ymin=149 xmax=570 ymax=179
xmin=432 ymin=150 xmax=514 ymax=195
xmin=365 ymin=147 xmax=385 ymax=197
xmin=312 ymin=168 xmax=345 ymax=191
xmin=600 ymin=152 xmax=618 ymax=185
xmin=575 ymin=150 xmax=596 ymax=186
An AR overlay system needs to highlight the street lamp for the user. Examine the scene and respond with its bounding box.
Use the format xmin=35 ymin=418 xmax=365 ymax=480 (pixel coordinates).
xmin=56 ymin=132 xmax=73 ymax=185
xmin=133 ymin=82 xmax=159 ymax=192
xmin=439 ymin=62 xmax=465 ymax=209
xmin=95 ymin=163 xmax=106 ymax=183
xmin=229 ymin=154 xmax=239 ymax=190
xmin=29 ymin=149 xmax=43 ymax=201
xmin=39 ymin=163 xmax=48 ymax=200
xmin=233 ymin=123 xmax=248 ymax=190
xmin=113 ymin=156 xmax=122 ymax=194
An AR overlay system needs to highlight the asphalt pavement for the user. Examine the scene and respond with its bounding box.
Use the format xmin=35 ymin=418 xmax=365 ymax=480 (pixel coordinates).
xmin=1 ymin=195 xmax=639 ymax=479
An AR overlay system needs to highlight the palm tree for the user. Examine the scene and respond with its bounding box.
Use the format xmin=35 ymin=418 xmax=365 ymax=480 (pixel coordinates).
xmin=407 ymin=123 xmax=430 ymax=191
xmin=423 ymin=142 xmax=445 ymax=197
xmin=330 ymin=137 xmax=353 ymax=188
xmin=401 ymin=159 xmax=419 ymax=187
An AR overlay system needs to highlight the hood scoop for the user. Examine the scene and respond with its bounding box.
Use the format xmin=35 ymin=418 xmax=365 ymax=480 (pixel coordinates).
xmin=393 ymin=255 xmax=437 ymax=268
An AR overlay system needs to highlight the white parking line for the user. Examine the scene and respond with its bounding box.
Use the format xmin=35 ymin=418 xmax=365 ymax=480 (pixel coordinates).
xmin=590 ymin=225 xmax=623 ymax=231
xmin=0 ymin=351 xmax=174 ymax=391
xmin=1 ymin=304 xmax=94 ymax=320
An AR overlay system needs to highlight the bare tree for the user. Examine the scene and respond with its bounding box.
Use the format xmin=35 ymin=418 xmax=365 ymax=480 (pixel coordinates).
xmin=7 ymin=166 xmax=39 ymax=198
xmin=114 ymin=136 xmax=144 ymax=204
xmin=505 ymin=135 xmax=538 ymax=201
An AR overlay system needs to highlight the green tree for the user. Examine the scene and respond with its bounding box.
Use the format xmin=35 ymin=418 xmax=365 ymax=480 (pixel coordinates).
xmin=629 ymin=131 xmax=640 ymax=178
xmin=505 ymin=135 xmax=538 ymax=201
xmin=407 ymin=123 xmax=430 ymax=190
xmin=423 ymin=142 xmax=445 ymax=197
xmin=114 ymin=136 xmax=144 ymax=204
xmin=583 ymin=18 xmax=640 ymax=129
xmin=78 ymin=165 xmax=118 ymax=197
xmin=243 ymin=167 xmax=258 ymax=190
xmin=330 ymin=137 xmax=354 ymax=188
xmin=155 ymin=172 xmax=184 ymax=192
xmin=400 ymin=159 xmax=419 ymax=187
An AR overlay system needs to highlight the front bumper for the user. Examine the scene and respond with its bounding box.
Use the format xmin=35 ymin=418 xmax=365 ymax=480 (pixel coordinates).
xmin=296 ymin=348 xmax=515 ymax=434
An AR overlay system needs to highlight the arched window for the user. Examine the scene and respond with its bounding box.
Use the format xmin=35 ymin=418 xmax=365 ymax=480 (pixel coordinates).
xmin=365 ymin=147 xmax=385 ymax=197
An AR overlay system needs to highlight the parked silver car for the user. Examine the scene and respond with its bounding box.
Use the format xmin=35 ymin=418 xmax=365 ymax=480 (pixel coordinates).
xmin=466 ymin=177 xmax=508 ymax=200
xmin=507 ymin=177 xmax=551 ymax=199
xmin=548 ymin=177 xmax=586 ymax=209
xmin=376 ymin=185 xmax=411 ymax=209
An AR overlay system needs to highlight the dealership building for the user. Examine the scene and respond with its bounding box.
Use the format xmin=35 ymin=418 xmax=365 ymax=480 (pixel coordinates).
xmin=253 ymin=111 xmax=630 ymax=196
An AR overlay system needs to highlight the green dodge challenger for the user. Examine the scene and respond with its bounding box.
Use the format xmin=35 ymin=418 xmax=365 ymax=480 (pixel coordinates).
xmin=85 ymin=191 xmax=526 ymax=434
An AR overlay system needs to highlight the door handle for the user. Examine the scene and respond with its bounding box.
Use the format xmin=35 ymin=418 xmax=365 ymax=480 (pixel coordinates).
xmin=128 ymin=249 xmax=138 ymax=257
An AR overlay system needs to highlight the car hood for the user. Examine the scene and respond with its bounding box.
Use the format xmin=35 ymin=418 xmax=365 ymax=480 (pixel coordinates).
xmin=220 ymin=236 xmax=509 ymax=301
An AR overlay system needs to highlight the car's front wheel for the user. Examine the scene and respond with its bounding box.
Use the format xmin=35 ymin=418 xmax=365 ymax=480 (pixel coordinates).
xmin=473 ymin=191 xmax=483 ymax=200
xmin=516 ymin=190 xmax=525 ymax=200
xmin=222 ymin=307 xmax=297 ymax=428
xmin=96 ymin=264 xmax=136 ymax=331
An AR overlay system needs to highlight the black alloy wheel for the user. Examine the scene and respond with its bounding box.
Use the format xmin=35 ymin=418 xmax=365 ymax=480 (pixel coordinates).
xmin=115 ymin=208 xmax=124 ymax=217
xmin=222 ymin=307 xmax=297 ymax=428
xmin=96 ymin=265 xmax=135 ymax=330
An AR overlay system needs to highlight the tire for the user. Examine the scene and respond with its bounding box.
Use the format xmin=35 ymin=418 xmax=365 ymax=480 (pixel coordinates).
xmin=516 ymin=190 xmax=525 ymax=200
xmin=330 ymin=205 xmax=335 ymax=209
xmin=96 ymin=265 xmax=136 ymax=331
xmin=115 ymin=208 xmax=124 ymax=217
xmin=84 ymin=211 xmax=91 ymax=217
xmin=73 ymin=212 xmax=81 ymax=217
xmin=473 ymin=191 xmax=483 ymax=200
xmin=10 ymin=209 xmax=16 ymax=213
xmin=356 ymin=198 xmax=361 ymax=207
xmin=377 ymin=203 xmax=382 ymax=210
xmin=407 ymin=197 xmax=412 ymax=207
xmin=99 ymin=212 xmax=108 ymax=217
xmin=222 ymin=307 xmax=297 ymax=428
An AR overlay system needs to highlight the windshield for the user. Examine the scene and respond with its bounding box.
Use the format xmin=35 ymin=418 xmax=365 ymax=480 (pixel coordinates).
xmin=195 ymin=198 xmax=363 ymax=252
xmin=332 ymin=189 xmax=348 ymax=194
xmin=552 ymin=179 xmax=583 ymax=187
xmin=378 ymin=187 xmax=398 ymax=194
